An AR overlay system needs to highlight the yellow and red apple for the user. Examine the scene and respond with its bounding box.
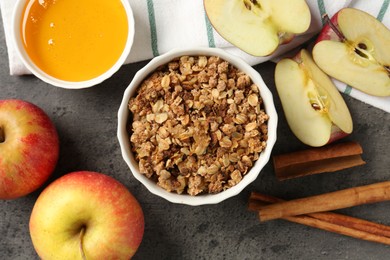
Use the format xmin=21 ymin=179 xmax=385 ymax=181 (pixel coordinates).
xmin=29 ymin=171 xmax=144 ymax=259
xmin=275 ymin=49 xmax=353 ymax=147
xmin=204 ymin=0 xmax=311 ymax=56
xmin=0 ymin=99 xmax=59 ymax=199
xmin=313 ymin=8 xmax=390 ymax=96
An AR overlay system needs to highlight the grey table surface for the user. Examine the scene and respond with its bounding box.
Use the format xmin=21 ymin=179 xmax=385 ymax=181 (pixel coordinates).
xmin=1 ymin=17 xmax=390 ymax=260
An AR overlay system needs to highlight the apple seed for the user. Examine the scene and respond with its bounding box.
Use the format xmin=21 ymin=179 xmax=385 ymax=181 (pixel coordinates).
xmin=357 ymin=43 xmax=367 ymax=50
xmin=311 ymin=103 xmax=321 ymax=111
xmin=0 ymin=127 xmax=4 ymax=143
xmin=243 ymin=0 xmax=261 ymax=11
xmin=385 ymin=66 xmax=390 ymax=77
xmin=308 ymin=90 xmax=328 ymax=113
xmin=354 ymin=48 xmax=369 ymax=59
xmin=243 ymin=0 xmax=251 ymax=10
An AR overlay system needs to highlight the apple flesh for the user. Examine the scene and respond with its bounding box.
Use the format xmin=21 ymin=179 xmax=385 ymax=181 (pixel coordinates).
xmin=275 ymin=49 xmax=353 ymax=147
xmin=204 ymin=0 xmax=311 ymax=56
xmin=313 ymin=8 xmax=390 ymax=96
xmin=0 ymin=99 xmax=59 ymax=199
xmin=29 ymin=171 xmax=145 ymax=259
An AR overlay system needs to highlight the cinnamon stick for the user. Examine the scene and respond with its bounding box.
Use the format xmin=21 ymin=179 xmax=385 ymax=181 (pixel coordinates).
xmin=249 ymin=192 xmax=390 ymax=245
xmin=249 ymin=192 xmax=390 ymax=238
xmin=273 ymin=141 xmax=365 ymax=181
xmin=312 ymin=212 xmax=390 ymax=238
xmin=258 ymin=181 xmax=390 ymax=222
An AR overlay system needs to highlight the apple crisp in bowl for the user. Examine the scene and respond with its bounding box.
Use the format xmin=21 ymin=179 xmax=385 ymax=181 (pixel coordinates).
xmin=118 ymin=47 xmax=277 ymax=205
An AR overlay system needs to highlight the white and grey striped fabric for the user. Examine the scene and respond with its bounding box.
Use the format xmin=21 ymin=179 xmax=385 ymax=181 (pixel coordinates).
xmin=1 ymin=0 xmax=389 ymax=111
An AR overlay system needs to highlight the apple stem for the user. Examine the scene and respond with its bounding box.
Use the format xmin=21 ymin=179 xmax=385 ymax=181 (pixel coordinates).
xmin=79 ymin=227 xmax=87 ymax=260
xmin=322 ymin=14 xmax=347 ymax=42
xmin=0 ymin=127 xmax=4 ymax=143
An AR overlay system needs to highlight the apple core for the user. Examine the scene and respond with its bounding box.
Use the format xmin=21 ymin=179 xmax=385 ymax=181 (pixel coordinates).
xmin=308 ymin=87 xmax=329 ymax=113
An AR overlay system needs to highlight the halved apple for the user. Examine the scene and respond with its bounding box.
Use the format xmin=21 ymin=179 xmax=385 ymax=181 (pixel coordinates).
xmin=204 ymin=0 xmax=311 ymax=56
xmin=275 ymin=49 xmax=353 ymax=147
xmin=313 ymin=8 xmax=390 ymax=96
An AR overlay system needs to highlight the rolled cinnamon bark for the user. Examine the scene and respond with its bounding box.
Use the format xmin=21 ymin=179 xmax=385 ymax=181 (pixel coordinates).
xmin=258 ymin=181 xmax=390 ymax=222
xmin=273 ymin=141 xmax=365 ymax=180
xmin=249 ymin=192 xmax=390 ymax=245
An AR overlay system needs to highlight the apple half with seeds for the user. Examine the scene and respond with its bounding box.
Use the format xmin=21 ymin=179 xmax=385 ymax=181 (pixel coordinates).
xmin=204 ymin=0 xmax=311 ymax=56
xmin=275 ymin=49 xmax=353 ymax=147
xmin=313 ymin=8 xmax=390 ymax=96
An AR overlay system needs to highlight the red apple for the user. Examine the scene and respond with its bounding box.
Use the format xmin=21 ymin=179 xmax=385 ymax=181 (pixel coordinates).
xmin=0 ymin=99 xmax=59 ymax=199
xmin=275 ymin=49 xmax=353 ymax=147
xmin=29 ymin=171 xmax=145 ymax=259
xmin=313 ymin=8 xmax=390 ymax=96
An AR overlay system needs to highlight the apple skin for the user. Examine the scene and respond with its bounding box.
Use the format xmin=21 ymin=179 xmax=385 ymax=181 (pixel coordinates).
xmin=29 ymin=171 xmax=145 ymax=260
xmin=329 ymin=125 xmax=349 ymax=144
xmin=315 ymin=12 xmax=340 ymax=43
xmin=0 ymin=99 xmax=59 ymax=199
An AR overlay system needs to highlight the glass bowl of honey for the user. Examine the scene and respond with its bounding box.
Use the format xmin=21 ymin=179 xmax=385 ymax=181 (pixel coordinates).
xmin=11 ymin=0 xmax=134 ymax=89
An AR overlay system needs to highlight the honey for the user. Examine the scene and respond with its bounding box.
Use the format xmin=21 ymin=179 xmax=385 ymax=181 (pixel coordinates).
xmin=21 ymin=0 xmax=128 ymax=82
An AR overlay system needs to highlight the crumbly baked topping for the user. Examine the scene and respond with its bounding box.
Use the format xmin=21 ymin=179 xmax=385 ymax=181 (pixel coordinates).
xmin=128 ymin=55 xmax=269 ymax=196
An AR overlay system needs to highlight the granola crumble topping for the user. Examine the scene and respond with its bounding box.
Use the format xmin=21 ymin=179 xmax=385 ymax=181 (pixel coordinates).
xmin=128 ymin=55 xmax=269 ymax=196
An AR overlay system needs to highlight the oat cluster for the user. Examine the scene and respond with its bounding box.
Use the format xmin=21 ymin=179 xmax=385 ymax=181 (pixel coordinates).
xmin=128 ymin=55 xmax=269 ymax=195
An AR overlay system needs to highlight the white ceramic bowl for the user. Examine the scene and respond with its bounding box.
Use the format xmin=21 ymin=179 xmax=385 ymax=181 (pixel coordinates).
xmin=11 ymin=0 xmax=135 ymax=89
xmin=117 ymin=47 xmax=278 ymax=206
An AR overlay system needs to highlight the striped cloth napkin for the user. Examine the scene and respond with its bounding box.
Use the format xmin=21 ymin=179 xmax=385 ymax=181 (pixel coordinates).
xmin=1 ymin=0 xmax=389 ymax=112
